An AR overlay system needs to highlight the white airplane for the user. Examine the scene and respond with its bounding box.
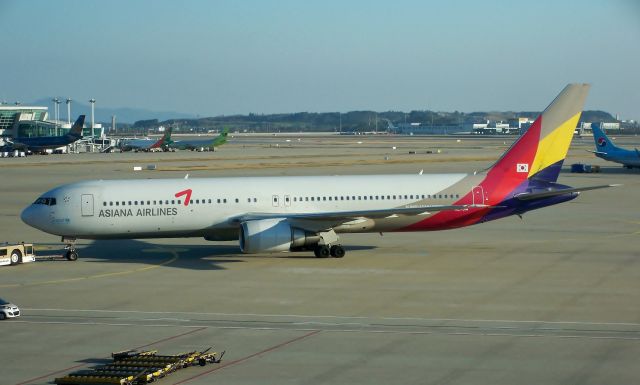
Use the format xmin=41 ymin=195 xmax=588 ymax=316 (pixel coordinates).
xmin=21 ymin=84 xmax=615 ymax=260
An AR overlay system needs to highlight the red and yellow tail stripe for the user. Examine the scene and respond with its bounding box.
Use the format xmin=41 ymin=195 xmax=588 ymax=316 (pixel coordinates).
xmin=403 ymin=84 xmax=590 ymax=231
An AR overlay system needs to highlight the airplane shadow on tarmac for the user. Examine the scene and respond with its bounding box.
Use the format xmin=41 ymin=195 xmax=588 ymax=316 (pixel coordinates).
xmin=39 ymin=239 xmax=376 ymax=271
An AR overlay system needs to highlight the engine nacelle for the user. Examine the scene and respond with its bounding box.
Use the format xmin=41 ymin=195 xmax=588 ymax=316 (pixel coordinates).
xmin=240 ymin=218 xmax=318 ymax=254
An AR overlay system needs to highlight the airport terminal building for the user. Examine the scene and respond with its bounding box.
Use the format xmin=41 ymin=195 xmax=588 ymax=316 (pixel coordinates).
xmin=0 ymin=106 xmax=72 ymax=142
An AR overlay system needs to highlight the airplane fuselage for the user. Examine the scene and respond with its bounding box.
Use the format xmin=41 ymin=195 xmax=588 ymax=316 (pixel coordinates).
xmin=20 ymin=173 xmax=577 ymax=243
xmin=595 ymin=149 xmax=640 ymax=168
xmin=11 ymin=135 xmax=80 ymax=152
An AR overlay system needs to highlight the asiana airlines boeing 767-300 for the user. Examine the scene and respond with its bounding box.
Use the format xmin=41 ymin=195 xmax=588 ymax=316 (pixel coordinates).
xmin=21 ymin=84 xmax=617 ymax=260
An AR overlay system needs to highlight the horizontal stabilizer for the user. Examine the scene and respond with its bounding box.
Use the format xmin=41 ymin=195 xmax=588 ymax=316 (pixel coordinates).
xmin=586 ymin=149 xmax=608 ymax=155
xmin=514 ymin=184 xmax=620 ymax=201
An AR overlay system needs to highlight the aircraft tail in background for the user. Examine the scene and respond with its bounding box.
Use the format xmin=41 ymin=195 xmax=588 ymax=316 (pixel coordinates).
xmin=67 ymin=115 xmax=86 ymax=139
xmin=591 ymin=123 xmax=622 ymax=154
xmin=589 ymin=122 xmax=640 ymax=168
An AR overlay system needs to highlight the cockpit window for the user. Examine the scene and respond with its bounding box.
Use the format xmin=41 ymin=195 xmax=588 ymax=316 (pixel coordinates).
xmin=34 ymin=197 xmax=56 ymax=206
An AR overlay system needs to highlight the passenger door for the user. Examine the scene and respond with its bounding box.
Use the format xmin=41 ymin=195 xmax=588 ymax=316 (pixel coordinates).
xmin=81 ymin=194 xmax=94 ymax=216
xmin=472 ymin=186 xmax=485 ymax=205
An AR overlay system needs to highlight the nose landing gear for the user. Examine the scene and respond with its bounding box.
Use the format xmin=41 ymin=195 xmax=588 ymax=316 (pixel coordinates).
xmin=62 ymin=237 xmax=79 ymax=261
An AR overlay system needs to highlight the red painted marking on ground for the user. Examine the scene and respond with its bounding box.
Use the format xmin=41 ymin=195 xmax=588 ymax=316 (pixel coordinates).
xmin=175 ymin=189 xmax=192 ymax=206
xmin=173 ymin=329 xmax=322 ymax=384
xmin=13 ymin=363 xmax=88 ymax=385
xmin=13 ymin=327 xmax=207 ymax=385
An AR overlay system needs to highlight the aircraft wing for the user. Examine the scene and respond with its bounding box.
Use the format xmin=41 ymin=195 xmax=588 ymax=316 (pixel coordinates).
xmin=233 ymin=204 xmax=491 ymax=231
xmin=514 ymin=184 xmax=620 ymax=201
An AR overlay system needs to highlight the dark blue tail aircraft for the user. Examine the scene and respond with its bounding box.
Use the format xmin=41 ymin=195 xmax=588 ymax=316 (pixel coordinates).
xmin=7 ymin=115 xmax=86 ymax=153
xmin=590 ymin=123 xmax=640 ymax=169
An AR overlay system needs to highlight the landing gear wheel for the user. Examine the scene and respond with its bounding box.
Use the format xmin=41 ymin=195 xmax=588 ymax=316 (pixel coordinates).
xmin=65 ymin=250 xmax=78 ymax=261
xmin=330 ymin=245 xmax=345 ymax=258
xmin=314 ymin=245 xmax=330 ymax=258
xmin=10 ymin=250 xmax=21 ymax=265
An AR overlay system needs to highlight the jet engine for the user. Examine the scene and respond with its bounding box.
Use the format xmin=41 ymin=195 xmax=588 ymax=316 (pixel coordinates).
xmin=240 ymin=218 xmax=319 ymax=253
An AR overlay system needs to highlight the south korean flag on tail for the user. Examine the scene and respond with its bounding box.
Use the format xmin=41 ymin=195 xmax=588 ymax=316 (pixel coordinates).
xmin=516 ymin=163 xmax=529 ymax=173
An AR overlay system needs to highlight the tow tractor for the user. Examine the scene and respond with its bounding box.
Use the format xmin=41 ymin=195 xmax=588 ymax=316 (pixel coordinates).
xmin=0 ymin=242 xmax=36 ymax=266
xmin=55 ymin=347 xmax=225 ymax=385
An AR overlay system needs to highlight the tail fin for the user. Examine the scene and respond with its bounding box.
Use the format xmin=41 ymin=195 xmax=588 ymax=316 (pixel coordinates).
xmin=212 ymin=127 xmax=229 ymax=147
xmin=488 ymin=84 xmax=590 ymax=183
xmin=68 ymin=115 xmax=85 ymax=138
xmin=163 ymin=126 xmax=174 ymax=146
xmin=591 ymin=122 xmax=619 ymax=153
xmin=150 ymin=128 xmax=172 ymax=149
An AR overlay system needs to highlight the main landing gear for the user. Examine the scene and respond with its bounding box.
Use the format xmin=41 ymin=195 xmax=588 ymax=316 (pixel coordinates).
xmin=313 ymin=244 xmax=345 ymax=258
xmin=312 ymin=230 xmax=345 ymax=258
xmin=62 ymin=237 xmax=79 ymax=261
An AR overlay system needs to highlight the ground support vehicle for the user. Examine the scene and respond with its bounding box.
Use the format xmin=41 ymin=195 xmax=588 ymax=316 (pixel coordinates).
xmin=0 ymin=243 xmax=35 ymax=266
xmin=54 ymin=348 xmax=224 ymax=385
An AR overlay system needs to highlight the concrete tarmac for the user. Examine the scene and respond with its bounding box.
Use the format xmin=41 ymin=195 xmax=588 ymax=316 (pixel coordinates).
xmin=1 ymin=134 xmax=639 ymax=385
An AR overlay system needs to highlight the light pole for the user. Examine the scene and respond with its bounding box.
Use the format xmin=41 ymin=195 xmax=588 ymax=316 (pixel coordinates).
xmin=52 ymin=97 xmax=60 ymax=130
xmin=66 ymin=98 xmax=72 ymax=125
xmin=89 ymin=98 xmax=96 ymax=140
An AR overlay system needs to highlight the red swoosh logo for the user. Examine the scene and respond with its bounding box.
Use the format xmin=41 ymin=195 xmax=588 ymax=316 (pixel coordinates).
xmin=174 ymin=189 xmax=192 ymax=206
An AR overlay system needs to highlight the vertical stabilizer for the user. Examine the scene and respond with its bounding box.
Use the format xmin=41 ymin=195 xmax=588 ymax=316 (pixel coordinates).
xmin=67 ymin=115 xmax=86 ymax=138
xmin=591 ymin=122 xmax=621 ymax=153
xmin=488 ymin=84 xmax=590 ymax=183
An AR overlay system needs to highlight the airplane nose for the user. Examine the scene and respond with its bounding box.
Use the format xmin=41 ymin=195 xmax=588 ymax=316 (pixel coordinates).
xmin=21 ymin=205 xmax=36 ymax=228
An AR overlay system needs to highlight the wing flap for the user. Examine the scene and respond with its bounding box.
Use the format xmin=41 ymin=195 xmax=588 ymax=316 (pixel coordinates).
xmin=236 ymin=204 xmax=490 ymax=223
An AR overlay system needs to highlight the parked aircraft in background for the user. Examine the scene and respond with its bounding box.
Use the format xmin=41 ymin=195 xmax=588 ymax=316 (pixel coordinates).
xmin=165 ymin=127 xmax=229 ymax=151
xmin=6 ymin=115 xmax=85 ymax=153
xmin=589 ymin=123 xmax=640 ymax=168
xmin=119 ymin=130 xmax=171 ymax=152
xmin=22 ymin=84 xmax=616 ymax=261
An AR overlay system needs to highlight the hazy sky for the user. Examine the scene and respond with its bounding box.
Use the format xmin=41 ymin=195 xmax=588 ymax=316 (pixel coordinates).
xmin=1 ymin=0 xmax=639 ymax=119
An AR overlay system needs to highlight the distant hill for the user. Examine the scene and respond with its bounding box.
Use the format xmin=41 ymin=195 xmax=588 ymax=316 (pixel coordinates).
xmin=25 ymin=98 xmax=620 ymax=132
xmin=29 ymin=98 xmax=196 ymax=124
xmin=134 ymin=110 xmax=618 ymax=133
